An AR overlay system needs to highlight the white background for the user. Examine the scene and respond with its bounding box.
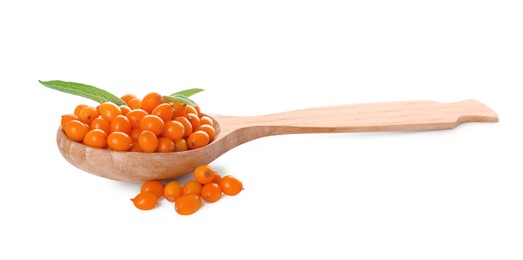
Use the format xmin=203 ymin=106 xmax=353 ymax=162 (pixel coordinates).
xmin=1 ymin=1 xmax=522 ymax=259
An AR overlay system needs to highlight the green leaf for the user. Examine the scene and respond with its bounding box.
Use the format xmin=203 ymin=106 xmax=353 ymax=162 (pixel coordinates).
xmin=163 ymin=94 xmax=196 ymax=107
xmin=169 ymin=88 xmax=204 ymax=97
xmin=39 ymin=80 xmax=126 ymax=106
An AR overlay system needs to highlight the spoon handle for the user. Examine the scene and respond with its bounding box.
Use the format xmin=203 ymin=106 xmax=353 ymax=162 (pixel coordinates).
xmin=220 ymin=100 xmax=498 ymax=135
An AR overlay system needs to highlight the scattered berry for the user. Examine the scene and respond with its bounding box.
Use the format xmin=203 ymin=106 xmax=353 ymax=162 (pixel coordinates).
xmin=175 ymin=195 xmax=201 ymax=215
xmin=219 ymin=176 xmax=243 ymax=196
xmin=131 ymin=192 xmax=158 ymax=210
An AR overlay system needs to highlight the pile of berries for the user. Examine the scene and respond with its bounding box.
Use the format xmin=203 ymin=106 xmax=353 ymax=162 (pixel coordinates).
xmin=60 ymin=92 xmax=216 ymax=152
xmin=132 ymin=165 xmax=243 ymax=215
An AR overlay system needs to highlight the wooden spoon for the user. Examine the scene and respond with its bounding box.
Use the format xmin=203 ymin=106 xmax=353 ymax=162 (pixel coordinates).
xmin=57 ymin=99 xmax=498 ymax=182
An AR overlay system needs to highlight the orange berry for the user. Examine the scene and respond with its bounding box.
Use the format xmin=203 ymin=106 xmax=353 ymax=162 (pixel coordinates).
xmin=219 ymin=175 xmax=243 ymax=196
xmin=162 ymin=120 xmax=185 ymax=142
xmin=174 ymin=139 xmax=188 ymax=151
xmin=130 ymin=128 xmax=142 ymax=141
xmin=131 ymin=141 xmax=143 ymax=152
xmin=121 ymin=94 xmax=138 ymax=104
xmin=126 ymin=109 xmax=148 ymax=129
xmin=141 ymin=180 xmax=164 ymax=198
xmin=142 ymin=92 xmax=163 ymax=114
xmin=119 ymin=105 xmax=131 ymax=115
xmin=151 ymin=103 xmax=174 ymax=122
xmin=197 ymin=124 xmax=216 ymax=142
xmin=140 ymin=115 xmax=165 ymax=136
xmin=213 ymin=173 xmax=222 ymax=184
xmin=199 ymin=116 xmax=214 ymax=126
xmin=61 ymin=114 xmax=78 ymax=129
xmin=183 ymin=180 xmax=202 ymax=196
xmin=131 ymin=192 xmax=158 ymax=210
xmin=74 ymin=104 xmax=88 ymax=116
xmin=64 ymin=120 xmax=89 ymax=142
xmin=185 ymin=105 xmax=198 ymax=117
xmin=110 ymin=115 xmax=131 ymax=134
xmin=172 ymin=102 xmax=187 ymax=118
xmin=78 ymin=106 xmax=99 ymax=125
xmin=98 ymin=102 xmax=122 ymax=122
xmin=201 ymin=183 xmax=222 ymax=203
xmin=175 ymin=195 xmax=201 ymax=215
xmin=175 ymin=117 xmax=193 ymax=138
xmin=90 ymin=117 xmax=111 ymax=134
xmin=107 ymin=132 xmax=132 ymax=151
xmin=138 ymin=130 xmax=158 ymax=153
xmin=83 ymin=129 xmax=107 ymax=148
xmin=164 ymin=181 xmax=183 ymax=202
xmin=187 ymin=130 xmax=210 ymax=150
xmin=157 ymin=137 xmax=175 ymax=153
xmin=194 ymin=104 xmax=202 ymax=117
xmin=127 ymin=98 xmax=142 ymax=110
xmin=193 ymin=165 xmax=216 ymax=185
xmin=186 ymin=113 xmax=201 ymax=131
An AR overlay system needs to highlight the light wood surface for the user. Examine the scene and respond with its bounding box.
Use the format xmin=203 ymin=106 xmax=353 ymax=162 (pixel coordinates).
xmin=57 ymin=100 xmax=498 ymax=182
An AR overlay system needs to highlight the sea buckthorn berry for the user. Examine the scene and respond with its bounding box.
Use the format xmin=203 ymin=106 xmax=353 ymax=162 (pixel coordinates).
xmin=162 ymin=120 xmax=185 ymax=142
xmin=219 ymin=175 xmax=243 ymax=196
xmin=74 ymin=104 xmax=88 ymax=116
xmin=172 ymin=102 xmax=187 ymax=118
xmin=127 ymin=98 xmax=142 ymax=110
xmin=194 ymin=104 xmax=202 ymax=117
xmin=142 ymin=92 xmax=163 ymax=114
xmin=193 ymin=165 xmax=216 ymax=185
xmin=152 ymin=103 xmax=174 ymax=122
xmin=78 ymin=106 xmax=99 ymax=125
xmin=110 ymin=115 xmax=131 ymax=134
xmin=119 ymin=105 xmax=131 ymax=115
xmin=99 ymin=102 xmax=122 ymax=122
xmin=141 ymin=180 xmax=164 ymax=198
xmin=197 ymin=124 xmax=216 ymax=142
xmin=121 ymin=94 xmax=138 ymax=104
xmin=201 ymin=183 xmax=222 ymax=203
xmin=164 ymin=181 xmax=183 ymax=202
xmin=83 ymin=129 xmax=107 ymax=148
xmin=140 ymin=115 xmax=165 ymax=136
xmin=131 ymin=141 xmax=143 ymax=152
xmin=185 ymin=105 xmax=198 ymax=117
xmin=175 ymin=195 xmax=201 ymax=215
xmin=213 ymin=172 xmax=222 ymax=184
xmin=157 ymin=137 xmax=175 ymax=153
xmin=199 ymin=116 xmax=214 ymax=126
xmin=61 ymin=114 xmax=78 ymax=129
xmin=130 ymin=128 xmax=142 ymax=141
xmin=138 ymin=130 xmax=159 ymax=153
xmin=131 ymin=192 xmax=158 ymax=210
xmin=183 ymin=180 xmax=202 ymax=196
xmin=107 ymin=132 xmax=132 ymax=151
xmin=90 ymin=117 xmax=111 ymax=134
xmin=186 ymin=113 xmax=201 ymax=131
xmin=175 ymin=117 xmax=193 ymax=138
xmin=64 ymin=120 xmax=89 ymax=142
xmin=187 ymin=130 xmax=210 ymax=150
xmin=174 ymin=139 xmax=188 ymax=151
xmin=126 ymin=109 xmax=148 ymax=129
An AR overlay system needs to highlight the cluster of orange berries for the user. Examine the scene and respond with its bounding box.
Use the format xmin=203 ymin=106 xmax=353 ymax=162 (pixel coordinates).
xmin=60 ymin=92 xmax=216 ymax=152
xmin=131 ymin=165 xmax=243 ymax=215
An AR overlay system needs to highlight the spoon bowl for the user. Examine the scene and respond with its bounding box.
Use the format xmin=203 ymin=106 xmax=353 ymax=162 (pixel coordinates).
xmin=57 ymin=100 xmax=498 ymax=182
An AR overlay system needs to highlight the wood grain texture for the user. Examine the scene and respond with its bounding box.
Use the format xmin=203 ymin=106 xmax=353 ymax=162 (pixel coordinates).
xmin=57 ymin=100 xmax=498 ymax=182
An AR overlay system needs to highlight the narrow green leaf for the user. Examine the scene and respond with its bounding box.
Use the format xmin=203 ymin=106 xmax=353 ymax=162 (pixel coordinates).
xmin=169 ymin=88 xmax=204 ymax=97
xmin=39 ymin=80 xmax=126 ymax=106
xmin=163 ymin=95 xmax=196 ymax=107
